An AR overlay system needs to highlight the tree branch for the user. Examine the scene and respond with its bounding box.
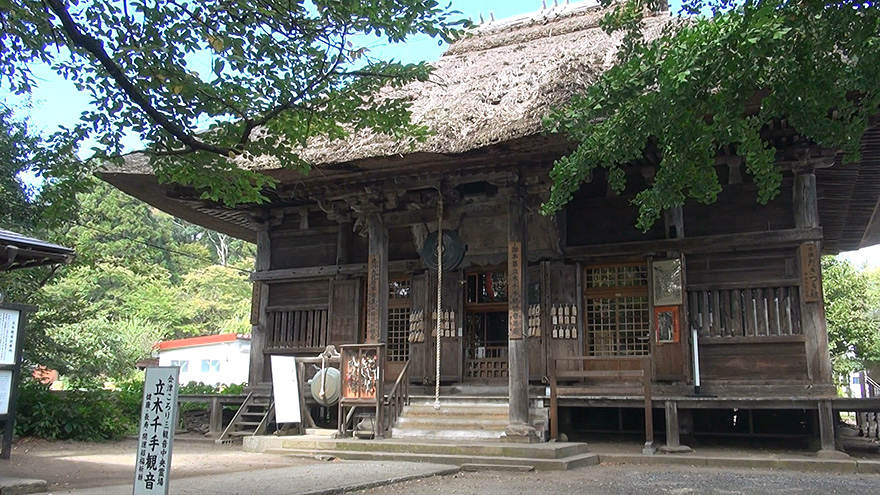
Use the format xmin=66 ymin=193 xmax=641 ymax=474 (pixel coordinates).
xmin=44 ymin=0 xmax=234 ymax=157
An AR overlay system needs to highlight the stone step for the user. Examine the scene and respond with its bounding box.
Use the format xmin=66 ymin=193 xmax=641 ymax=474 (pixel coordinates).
xmin=304 ymin=428 xmax=336 ymax=436
xmin=391 ymin=427 xmax=504 ymax=440
xmin=461 ymin=463 xmax=535 ymax=472
xmin=394 ymin=415 xmax=546 ymax=429
xmin=261 ymin=436 xmax=589 ymax=459
xmin=408 ymin=395 xmax=511 ymax=405
xmin=269 ymin=447 xmax=599 ymax=471
xmin=395 ymin=416 xmax=508 ymax=430
xmin=402 ymin=404 xmax=509 ymax=417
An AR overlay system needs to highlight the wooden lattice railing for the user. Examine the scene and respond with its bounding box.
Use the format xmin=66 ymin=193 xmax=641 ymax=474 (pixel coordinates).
xmin=384 ymin=360 xmax=410 ymax=430
xmin=266 ymin=307 xmax=329 ymax=348
xmin=465 ymin=345 xmax=508 ymax=379
xmin=549 ymin=356 xmax=653 ymax=452
xmin=687 ymin=286 xmax=802 ymax=338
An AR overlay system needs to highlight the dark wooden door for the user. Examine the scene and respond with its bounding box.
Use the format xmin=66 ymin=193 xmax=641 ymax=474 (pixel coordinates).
xmin=437 ymin=270 xmax=463 ymax=382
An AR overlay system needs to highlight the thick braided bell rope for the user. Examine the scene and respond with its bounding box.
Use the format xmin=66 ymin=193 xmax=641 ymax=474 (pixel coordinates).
xmin=434 ymin=190 xmax=443 ymax=410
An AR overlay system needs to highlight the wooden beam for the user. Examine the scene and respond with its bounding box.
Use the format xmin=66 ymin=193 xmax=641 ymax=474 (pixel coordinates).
xmin=794 ymin=172 xmax=833 ymax=386
xmin=664 ymin=205 xmax=684 ymax=240
xmin=382 ymin=201 xmax=505 ymax=227
xmin=249 ymin=229 xmax=271 ymax=386
xmin=337 ymin=221 xmax=352 ymax=265
xmin=366 ymin=214 xmax=389 ymax=344
xmin=817 ymin=400 xmax=838 ymax=453
xmin=664 ymin=401 xmax=682 ymax=448
xmin=564 ymin=228 xmax=823 ymax=259
xmin=794 ymin=173 xmax=820 ymax=229
xmin=505 ymin=192 xmax=536 ymax=440
xmin=250 ymin=260 xmax=422 ymax=282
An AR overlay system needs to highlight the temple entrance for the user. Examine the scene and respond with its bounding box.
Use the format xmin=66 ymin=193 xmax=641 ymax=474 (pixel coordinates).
xmin=464 ymin=270 xmax=509 ymax=380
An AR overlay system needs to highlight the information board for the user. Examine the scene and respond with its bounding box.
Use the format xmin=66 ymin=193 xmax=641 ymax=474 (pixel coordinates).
xmin=133 ymin=367 xmax=180 ymax=495
xmin=0 ymin=309 xmax=20 ymax=365
xmin=0 ymin=370 xmax=11 ymax=415
xmin=270 ymin=355 xmax=302 ymax=423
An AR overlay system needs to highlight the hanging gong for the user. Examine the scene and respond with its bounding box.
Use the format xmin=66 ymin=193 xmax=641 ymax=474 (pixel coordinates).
xmin=420 ymin=230 xmax=467 ymax=271
xmin=310 ymin=367 xmax=341 ymax=406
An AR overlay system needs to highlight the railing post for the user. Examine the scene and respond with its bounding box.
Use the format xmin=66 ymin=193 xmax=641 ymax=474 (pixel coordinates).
xmin=549 ymin=357 xmax=558 ymax=440
xmin=642 ymin=357 xmax=656 ymax=455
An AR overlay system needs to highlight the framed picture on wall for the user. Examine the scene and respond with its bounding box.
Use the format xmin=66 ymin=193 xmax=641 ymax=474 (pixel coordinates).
xmin=654 ymin=306 xmax=680 ymax=344
xmin=652 ymin=258 xmax=683 ymax=306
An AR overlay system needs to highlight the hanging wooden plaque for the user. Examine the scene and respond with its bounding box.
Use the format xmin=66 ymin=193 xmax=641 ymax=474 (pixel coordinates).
xmin=799 ymin=243 xmax=822 ymax=303
xmin=508 ymin=241 xmax=524 ymax=340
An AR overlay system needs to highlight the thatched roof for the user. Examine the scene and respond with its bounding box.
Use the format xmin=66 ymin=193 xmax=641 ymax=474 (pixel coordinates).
xmin=288 ymin=4 xmax=672 ymax=168
xmin=109 ymin=3 xmax=673 ymax=175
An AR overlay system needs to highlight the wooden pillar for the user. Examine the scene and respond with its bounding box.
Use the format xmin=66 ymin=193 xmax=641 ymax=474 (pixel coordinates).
xmin=659 ymin=400 xmax=693 ymax=453
xmin=366 ymin=214 xmax=388 ymax=344
xmin=248 ymin=229 xmax=271 ymax=386
xmin=663 ymin=205 xmax=685 ymax=240
xmin=208 ymin=397 xmax=223 ymax=438
xmin=795 ymin=170 xmax=842 ymax=456
xmin=794 ymin=171 xmax=832 ymax=385
xmin=505 ymin=192 xmax=537 ymax=441
xmin=794 ymin=172 xmax=820 ymax=230
xmin=337 ymin=221 xmax=352 ymax=265
xmin=817 ymin=400 xmax=839 ymax=453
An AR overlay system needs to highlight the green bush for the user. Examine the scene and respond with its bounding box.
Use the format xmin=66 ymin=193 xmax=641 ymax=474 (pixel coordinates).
xmin=14 ymin=378 xmax=248 ymax=441
xmin=14 ymin=378 xmax=139 ymax=441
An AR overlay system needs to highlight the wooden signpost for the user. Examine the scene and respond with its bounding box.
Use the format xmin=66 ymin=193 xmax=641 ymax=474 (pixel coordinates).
xmin=0 ymin=303 xmax=33 ymax=460
xmin=133 ymin=367 xmax=180 ymax=495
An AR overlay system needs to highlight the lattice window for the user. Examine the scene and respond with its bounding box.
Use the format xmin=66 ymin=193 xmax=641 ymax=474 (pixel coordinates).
xmin=466 ymin=271 xmax=508 ymax=304
xmin=584 ymin=264 xmax=650 ymax=356
xmin=389 ymin=280 xmax=411 ymax=300
xmin=585 ymin=265 xmax=648 ymax=289
xmin=387 ymin=307 xmax=410 ymax=362
xmin=387 ymin=279 xmax=411 ymax=362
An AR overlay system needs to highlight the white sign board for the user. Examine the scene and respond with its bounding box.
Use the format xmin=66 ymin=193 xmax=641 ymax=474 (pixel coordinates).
xmin=133 ymin=367 xmax=180 ymax=495
xmin=0 ymin=370 xmax=11 ymax=415
xmin=270 ymin=355 xmax=302 ymax=424
xmin=0 ymin=309 xmax=20 ymax=365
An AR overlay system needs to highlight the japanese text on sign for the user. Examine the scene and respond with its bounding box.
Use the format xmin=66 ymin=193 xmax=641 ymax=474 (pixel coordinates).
xmin=0 ymin=309 xmax=20 ymax=365
xmin=508 ymin=241 xmax=523 ymax=340
xmin=133 ymin=367 xmax=179 ymax=495
xmin=800 ymin=243 xmax=822 ymax=303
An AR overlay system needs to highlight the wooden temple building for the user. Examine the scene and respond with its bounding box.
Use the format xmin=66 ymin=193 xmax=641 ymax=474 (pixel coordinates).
xmin=102 ymin=2 xmax=880 ymax=453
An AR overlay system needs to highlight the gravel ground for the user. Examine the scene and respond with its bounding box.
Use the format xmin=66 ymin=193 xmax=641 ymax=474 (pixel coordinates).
xmin=356 ymin=465 xmax=880 ymax=495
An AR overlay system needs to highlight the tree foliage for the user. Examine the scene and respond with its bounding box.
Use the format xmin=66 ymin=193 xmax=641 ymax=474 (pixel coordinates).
xmin=1 ymin=170 xmax=255 ymax=381
xmin=0 ymin=107 xmax=63 ymax=304
xmin=822 ymin=257 xmax=880 ymax=381
xmin=2 ymin=0 xmax=467 ymax=205
xmin=0 ymin=106 xmax=40 ymax=233
xmin=543 ymin=0 xmax=880 ymax=230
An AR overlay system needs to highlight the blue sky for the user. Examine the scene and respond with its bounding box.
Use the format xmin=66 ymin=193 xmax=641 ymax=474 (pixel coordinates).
xmin=4 ymin=0 xmax=878 ymax=265
xmin=4 ymin=0 xmax=581 ymax=143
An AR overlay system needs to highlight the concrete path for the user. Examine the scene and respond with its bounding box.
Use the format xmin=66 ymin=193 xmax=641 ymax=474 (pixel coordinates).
xmin=44 ymin=461 xmax=459 ymax=495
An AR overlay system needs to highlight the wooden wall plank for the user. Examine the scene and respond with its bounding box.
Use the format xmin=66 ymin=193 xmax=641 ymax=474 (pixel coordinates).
xmin=328 ymin=279 xmax=362 ymax=345
xmin=731 ymin=289 xmax=743 ymax=337
xmin=700 ymin=341 xmax=808 ymax=381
